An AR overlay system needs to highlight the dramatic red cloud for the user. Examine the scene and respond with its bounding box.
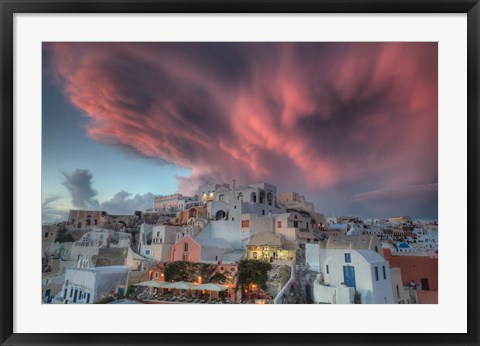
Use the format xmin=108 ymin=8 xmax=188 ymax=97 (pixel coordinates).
xmin=45 ymin=42 xmax=437 ymax=217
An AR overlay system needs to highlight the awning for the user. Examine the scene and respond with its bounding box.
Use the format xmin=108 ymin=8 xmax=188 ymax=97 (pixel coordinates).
xmin=134 ymin=280 xmax=169 ymax=288
xmin=164 ymin=281 xmax=200 ymax=290
xmin=197 ymin=283 xmax=228 ymax=291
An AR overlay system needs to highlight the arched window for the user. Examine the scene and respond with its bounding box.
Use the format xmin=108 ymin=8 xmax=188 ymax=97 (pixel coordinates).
xmin=251 ymin=192 xmax=257 ymax=203
xmin=259 ymin=191 xmax=266 ymax=204
xmin=266 ymin=192 xmax=273 ymax=205
xmin=188 ymin=208 xmax=197 ymax=218
xmin=215 ymin=210 xmax=226 ymax=221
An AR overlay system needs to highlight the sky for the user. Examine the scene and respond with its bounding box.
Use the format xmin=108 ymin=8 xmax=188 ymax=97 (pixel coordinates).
xmin=42 ymin=42 xmax=438 ymax=222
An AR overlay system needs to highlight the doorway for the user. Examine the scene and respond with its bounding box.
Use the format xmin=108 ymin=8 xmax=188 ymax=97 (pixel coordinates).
xmin=343 ymin=266 xmax=356 ymax=288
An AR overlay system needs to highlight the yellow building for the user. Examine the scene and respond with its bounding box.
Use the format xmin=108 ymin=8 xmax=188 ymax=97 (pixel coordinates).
xmin=246 ymin=232 xmax=296 ymax=262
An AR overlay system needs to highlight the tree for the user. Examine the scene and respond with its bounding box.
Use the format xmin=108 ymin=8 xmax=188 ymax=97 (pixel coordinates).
xmin=164 ymin=261 xmax=217 ymax=283
xmin=125 ymin=285 xmax=134 ymax=297
xmin=164 ymin=261 xmax=190 ymax=282
xmin=209 ymin=272 xmax=228 ymax=284
xmin=236 ymin=259 xmax=272 ymax=292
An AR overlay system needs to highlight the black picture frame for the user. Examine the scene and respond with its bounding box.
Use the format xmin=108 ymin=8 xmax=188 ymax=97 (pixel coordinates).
xmin=1 ymin=1 xmax=479 ymax=345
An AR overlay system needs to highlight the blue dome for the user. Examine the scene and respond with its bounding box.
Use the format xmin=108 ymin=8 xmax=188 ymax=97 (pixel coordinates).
xmin=398 ymin=242 xmax=410 ymax=248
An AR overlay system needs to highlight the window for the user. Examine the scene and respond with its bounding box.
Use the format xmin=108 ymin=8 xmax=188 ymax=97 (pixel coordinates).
xmin=44 ymin=232 xmax=49 ymax=238
xmin=154 ymin=272 xmax=159 ymax=279
xmin=396 ymin=285 xmax=400 ymax=298
xmin=183 ymin=254 xmax=189 ymax=261
xmin=375 ymin=246 xmax=378 ymax=253
xmin=184 ymin=242 xmax=189 ymax=252
xmin=293 ymin=221 xmax=298 ymax=228
xmin=242 ymin=220 xmax=250 ymax=228
xmin=382 ymin=266 xmax=387 ymax=280
xmin=277 ymin=221 xmax=282 ymax=228
xmin=262 ymin=210 xmax=265 ymax=215
xmin=145 ymin=250 xmax=151 ymax=255
xmin=326 ymin=265 xmax=329 ymax=274
xmin=344 ymin=253 xmax=351 ymax=263
xmin=253 ymin=252 xmax=257 ymax=259
xmin=86 ymin=293 xmax=90 ymax=304
xmin=231 ymin=217 xmax=234 ymax=221
xmin=375 ymin=266 xmax=379 ymax=281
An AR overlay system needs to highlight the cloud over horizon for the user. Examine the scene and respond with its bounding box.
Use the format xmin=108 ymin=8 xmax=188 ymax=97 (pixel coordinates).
xmin=56 ymin=169 xmax=155 ymax=217
xmin=44 ymin=42 xmax=438 ymax=218
xmin=62 ymin=169 xmax=101 ymax=210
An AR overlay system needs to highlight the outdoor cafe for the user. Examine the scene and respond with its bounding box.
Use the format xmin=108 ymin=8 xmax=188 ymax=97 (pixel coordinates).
xmin=131 ymin=280 xmax=232 ymax=304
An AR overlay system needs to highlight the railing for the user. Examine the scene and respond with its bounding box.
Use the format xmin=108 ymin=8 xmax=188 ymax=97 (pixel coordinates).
xmin=273 ymin=265 xmax=295 ymax=304
xmin=406 ymin=287 xmax=418 ymax=304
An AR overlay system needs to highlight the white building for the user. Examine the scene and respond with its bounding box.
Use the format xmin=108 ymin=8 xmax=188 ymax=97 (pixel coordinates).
xmin=306 ymin=245 xmax=395 ymax=304
xmin=138 ymin=223 xmax=154 ymax=257
xmin=154 ymin=193 xmax=195 ymax=211
xmin=55 ymin=255 xmax=128 ymax=304
xmin=390 ymin=268 xmax=413 ymax=304
xmin=203 ymin=182 xmax=286 ymax=221
xmin=196 ymin=182 xmax=288 ymax=249
xmin=413 ymin=228 xmax=438 ymax=251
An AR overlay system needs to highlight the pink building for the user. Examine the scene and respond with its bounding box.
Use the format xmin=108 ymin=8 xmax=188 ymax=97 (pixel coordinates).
xmin=170 ymin=236 xmax=232 ymax=263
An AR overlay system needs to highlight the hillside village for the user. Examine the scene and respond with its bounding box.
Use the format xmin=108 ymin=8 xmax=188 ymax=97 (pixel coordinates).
xmin=42 ymin=181 xmax=438 ymax=305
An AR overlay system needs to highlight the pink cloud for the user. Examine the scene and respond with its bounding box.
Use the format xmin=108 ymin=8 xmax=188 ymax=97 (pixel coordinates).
xmin=45 ymin=42 xmax=437 ymax=213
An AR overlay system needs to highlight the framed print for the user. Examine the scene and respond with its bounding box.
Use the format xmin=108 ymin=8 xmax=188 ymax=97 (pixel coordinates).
xmin=1 ymin=1 xmax=479 ymax=345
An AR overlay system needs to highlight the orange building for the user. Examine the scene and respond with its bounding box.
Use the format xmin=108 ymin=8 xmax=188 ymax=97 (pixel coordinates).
xmin=170 ymin=206 xmax=208 ymax=225
xmin=384 ymin=248 xmax=438 ymax=303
